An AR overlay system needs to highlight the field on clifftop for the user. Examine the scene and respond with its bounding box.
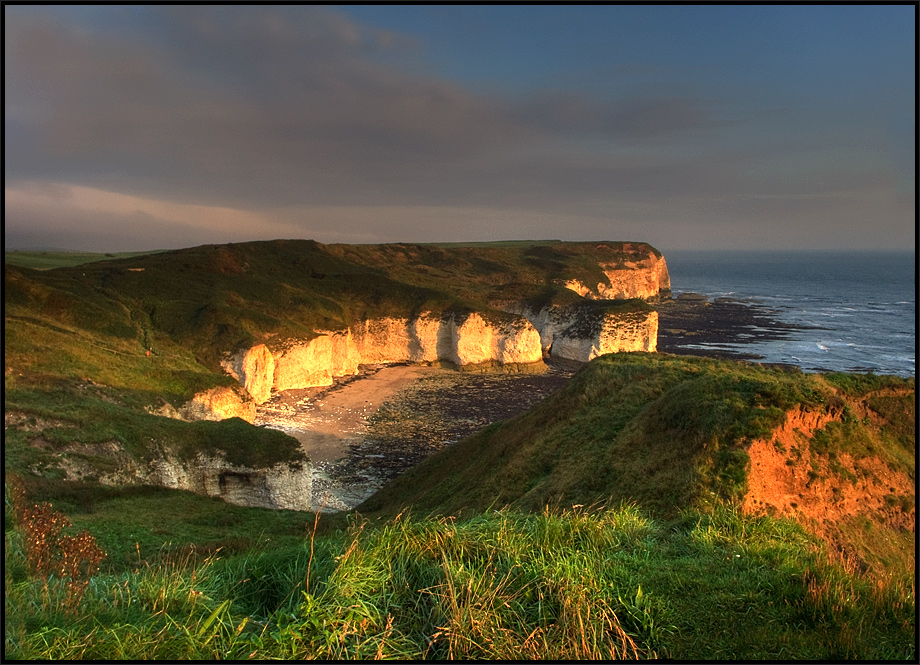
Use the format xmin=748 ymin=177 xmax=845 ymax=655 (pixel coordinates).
xmin=4 ymin=242 xmax=915 ymax=660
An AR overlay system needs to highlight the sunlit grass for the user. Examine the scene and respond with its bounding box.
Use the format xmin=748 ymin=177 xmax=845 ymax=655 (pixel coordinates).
xmin=6 ymin=496 xmax=914 ymax=660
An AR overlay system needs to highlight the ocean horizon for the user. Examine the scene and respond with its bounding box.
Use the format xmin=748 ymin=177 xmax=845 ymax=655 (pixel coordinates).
xmin=660 ymin=249 xmax=915 ymax=377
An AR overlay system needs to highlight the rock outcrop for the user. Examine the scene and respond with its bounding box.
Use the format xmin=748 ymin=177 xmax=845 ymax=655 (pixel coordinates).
xmin=561 ymin=244 xmax=670 ymax=301
xmin=145 ymin=453 xmax=311 ymax=511
xmin=35 ymin=439 xmax=312 ymax=511
xmin=545 ymin=309 xmax=658 ymax=362
xmin=180 ymin=386 xmax=257 ymax=423
xmin=147 ymin=386 xmax=257 ymax=424
xmin=224 ymin=311 xmax=546 ymax=403
xmin=223 ymin=344 xmax=275 ymax=404
xmin=500 ymin=304 xmax=658 ymax=362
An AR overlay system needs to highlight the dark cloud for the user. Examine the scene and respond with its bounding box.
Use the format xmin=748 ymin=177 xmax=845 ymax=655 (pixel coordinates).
xmin=4 ymin=6 xmax=718 ymax=210
xmin=4 ymin=5 xmax=913 ymax=250
xmin=520 ymin=91 xmax=712 ymax=137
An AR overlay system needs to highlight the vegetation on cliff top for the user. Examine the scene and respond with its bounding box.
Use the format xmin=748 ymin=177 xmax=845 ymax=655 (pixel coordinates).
xmin=6 ymin=239 xmax=662 ymax=370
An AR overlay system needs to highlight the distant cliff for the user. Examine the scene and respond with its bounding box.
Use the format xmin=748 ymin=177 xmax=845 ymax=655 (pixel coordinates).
xmin=560 ymin=242 xmax=670 ymax=301
xmin=214 ymin=243 xmax=669 ymax=404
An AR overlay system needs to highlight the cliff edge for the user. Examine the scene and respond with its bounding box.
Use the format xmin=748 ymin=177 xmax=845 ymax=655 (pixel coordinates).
xmin=211 ymin=241 xmax=669 ymax=403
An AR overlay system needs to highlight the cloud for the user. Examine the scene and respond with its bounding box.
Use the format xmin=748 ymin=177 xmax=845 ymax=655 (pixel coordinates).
xmin=4 ymin=182 xmax=303 ymax=251
xmin=3 ymin=6 xmax=913 ymax=251
xmin=4 ymin=6 xmax=719 ymax=210
xmin=519 ymin=91 xmax=712 ymax=138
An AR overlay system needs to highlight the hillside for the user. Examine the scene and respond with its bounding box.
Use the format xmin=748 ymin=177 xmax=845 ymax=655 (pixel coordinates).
xmin=359 ymin=353 xmax=915 ymax=576
xmin=5 ymin=353 xmax=915 ymax=660
xmin=5 ymin=239 xmax=667 ymax=510
xmin=6 ymin=239 xmax=664 ymax=369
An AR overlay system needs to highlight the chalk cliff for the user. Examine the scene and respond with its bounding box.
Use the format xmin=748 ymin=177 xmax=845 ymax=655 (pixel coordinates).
xmin=144 ymin=453 xmax=311 ymax=511
xmin=180 ymin=386 xmax=257 ymax=423
xmin=507 ymin=304 xmax=659 ymax=362
xmin=561 ymin=244 xmax=670 ymax=301
xmin=223 ymin=305 xmax=659 ymax=404
xmin=36 ymin=439 xmax=311 ymax=511
xmin=223 ymin=311 xmax=545 ymax=403
xmin=216 ymin=243 xmax=670 ymax=404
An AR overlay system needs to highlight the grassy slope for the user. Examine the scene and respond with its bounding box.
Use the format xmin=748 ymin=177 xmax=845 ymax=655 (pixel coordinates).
xmin=6 ymin=494 xmax=914 ymax=660
xmin=359 ymin=353 xmax=915 ymax=575
xmin=359 ymin=353 xmax=822 ymax=515
xmin=4 ymin=250 xmax=168 ymax=271
xmin=5 ymin=241 xmax=915 ymax=660
xmin=7 ymin=240 xmax=660 ymax=371
xmin=5 ymin=351 xmax=915 ymax=659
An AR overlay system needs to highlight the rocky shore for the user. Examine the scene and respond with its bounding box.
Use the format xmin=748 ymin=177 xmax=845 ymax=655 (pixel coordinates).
xmin=657 ymin=294 xmax=820 ymax=362
xmin=256 ymin=362 xmax=575 ymax=511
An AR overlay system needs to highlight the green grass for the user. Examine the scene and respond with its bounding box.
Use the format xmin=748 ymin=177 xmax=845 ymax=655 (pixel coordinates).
xmin=8 ymin=479 xmax=341 ymax=574
xmin=4 ymin=240 xmax=914 ymax=659
xmin=5 ymin=494 xmax=914 ymax=660
xmin=5 ymin=250 xmax=168 ymax=271
xmin=4 ymin=382 xmax=305 ymax=480
xmin=358 ymin=353 xmax=835 ymax=518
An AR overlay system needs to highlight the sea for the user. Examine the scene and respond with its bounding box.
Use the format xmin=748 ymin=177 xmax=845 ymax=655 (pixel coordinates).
xmin=662 ymin=251 xmax=916 ymax=377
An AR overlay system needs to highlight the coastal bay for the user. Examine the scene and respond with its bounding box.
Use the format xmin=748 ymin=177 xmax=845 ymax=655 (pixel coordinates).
xmin=258 ymin=296 xmax=809 ymax=511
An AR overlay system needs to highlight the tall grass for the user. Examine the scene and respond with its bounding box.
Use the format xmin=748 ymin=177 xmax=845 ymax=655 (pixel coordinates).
xmin=6 ymin=494 xmax=914 ymax=660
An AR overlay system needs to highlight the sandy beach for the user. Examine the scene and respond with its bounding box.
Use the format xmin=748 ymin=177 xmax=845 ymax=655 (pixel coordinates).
xmin=255 ymin=364 xmax=439 ymax=511
xmin=256 ymin=361 xmax=576 ymax=512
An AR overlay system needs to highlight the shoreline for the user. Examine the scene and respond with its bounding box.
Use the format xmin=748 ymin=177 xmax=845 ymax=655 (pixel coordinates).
xmin=256 ymin=361 xmax=576 ymax=512
xmin=255 ymin=363 xmax=438 ymax=511
xmin=656 ymin=294 xmax=819 ymax=363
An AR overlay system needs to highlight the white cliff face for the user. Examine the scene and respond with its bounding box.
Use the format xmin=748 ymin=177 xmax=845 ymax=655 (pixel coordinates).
xmin=218 ymin=250 xmax=669 ymax=403
xmin=501 ymin=304 xmax=658 ymax=363
xmin=353 ymin=315 xmax=442 ymax=364
xmin=147 ymin=386 xmax=257 ymax=424
xmin=180 ymin=386 xmax=256 ymax=423
xmin=227 ymin=306 xmax=659 ymax=403
xmin=550 ymin=311 xmax=658 ymax=362
xmin=51 ymin=444 xmax=312 ymax=511
xmin=273 ymin=336 xmax=337 ymax=391
xmin=222 ymin=344 xmax=275 ymax=404
xmin=447 ymin=313 xmax=543 ymax=366
xmin=145 ymin=453 xmax=312 ymax=511
xmin=563 ymin=251 xmax=670 ymax=301
xmin=232 ymin=312 xmax=545 ymax=404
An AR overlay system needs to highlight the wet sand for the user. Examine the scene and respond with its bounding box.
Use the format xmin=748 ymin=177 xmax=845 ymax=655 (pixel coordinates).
xmin=256 ymin=364 xmax=433 ymax=465
xmin=255 ymin=364 xmax=438 ymax=511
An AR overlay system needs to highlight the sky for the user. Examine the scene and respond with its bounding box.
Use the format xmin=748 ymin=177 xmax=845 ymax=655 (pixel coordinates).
xmin=4 ymin=4 xmax=915 ymax=252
